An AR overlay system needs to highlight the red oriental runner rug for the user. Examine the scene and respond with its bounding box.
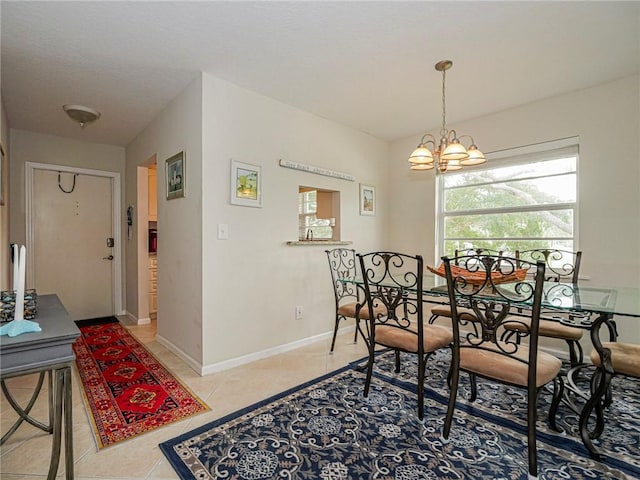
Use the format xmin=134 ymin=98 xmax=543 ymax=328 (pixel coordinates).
xmin=72 ymin=318 xmax=209 ymax=449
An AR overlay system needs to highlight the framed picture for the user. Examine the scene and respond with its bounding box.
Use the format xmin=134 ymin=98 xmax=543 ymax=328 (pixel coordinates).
xmin=230 ymin=159 xmax=262 ymax=207
xmin=165 ymin=151 xmax=185 ymax=200
xmin=359 ymin=184 xmax=375 ymax=216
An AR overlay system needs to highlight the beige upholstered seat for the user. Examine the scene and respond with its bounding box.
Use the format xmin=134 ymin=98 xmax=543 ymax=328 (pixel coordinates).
xmin=460 ymin=343 xmax=562 ymax=387
xmin=441 ymin=253 xmax=564 ymax=480
xmin=430 ymin=305 xmax=477 ymax=322
xmin=375 ymin=323 xmax=452 ymax=353
xmin=590 ymin=342 xmax=640 ymax=378
xmin=359 ymin=251 xmax=453 ymax=420
xmin=337 ymin=302 xmax=385 ymax=320
xmin=504 ymin=317 xmax=584 ymax=340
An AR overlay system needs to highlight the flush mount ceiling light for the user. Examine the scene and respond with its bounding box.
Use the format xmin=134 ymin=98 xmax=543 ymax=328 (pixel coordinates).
xmin=62 ymin=104 xmax=101 ymax=128
xmin=408 ymin=60 xmax=486 ymax=173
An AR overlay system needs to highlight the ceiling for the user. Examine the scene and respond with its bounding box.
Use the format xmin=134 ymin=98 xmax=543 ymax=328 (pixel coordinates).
xmin=2 ymin=1 xmax=639 ymax=148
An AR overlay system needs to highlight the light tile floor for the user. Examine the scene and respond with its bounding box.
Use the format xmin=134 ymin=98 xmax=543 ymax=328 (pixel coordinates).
xmin=1 ymin=321 xmax=368 ymax=479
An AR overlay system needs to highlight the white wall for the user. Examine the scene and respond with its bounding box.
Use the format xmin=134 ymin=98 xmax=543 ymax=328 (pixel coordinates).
xmin=389 ymin=75 xmax=640 ymax=343
xmin=0 ymin=99 xmax=9 ymax=290
xmin=200 ymin=74 xmax=390 ymax=368
xmin=125 ymin=75 xmax=204 ymax=365
xmin=8 ymin=130 xmax=126 ymax=295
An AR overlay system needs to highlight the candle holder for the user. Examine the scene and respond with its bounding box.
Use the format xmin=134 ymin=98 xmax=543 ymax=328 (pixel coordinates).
xmin=1 ymin=245 xmax=42 ymax=337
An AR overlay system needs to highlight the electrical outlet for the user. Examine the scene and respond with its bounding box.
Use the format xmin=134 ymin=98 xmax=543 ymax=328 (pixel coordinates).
xmin=295 ymin=306 xmax=303 ymax=320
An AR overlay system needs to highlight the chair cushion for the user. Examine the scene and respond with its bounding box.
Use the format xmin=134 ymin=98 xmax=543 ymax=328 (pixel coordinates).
xmin=590 ymin=342 xmax=640 ymax=378
xmin=376 ymin=324 xmax=453 ymax=353
xmin=503 ymin=317 xmax=583 ymax=340
xmin=430 ymin=305 xmax=477 ymax=321
xmin=460 ymin=344 xmax=562 ymax=388
xmin=338 ymin=302 xmax=385 ymax=320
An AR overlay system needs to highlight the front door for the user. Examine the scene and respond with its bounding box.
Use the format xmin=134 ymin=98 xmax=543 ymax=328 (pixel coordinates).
xmin=32 ymin=168 xmax=114 ymax=320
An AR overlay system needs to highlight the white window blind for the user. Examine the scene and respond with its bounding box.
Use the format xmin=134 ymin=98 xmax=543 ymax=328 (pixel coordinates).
xmin=436 ymin=141 xmax=579 ymax=258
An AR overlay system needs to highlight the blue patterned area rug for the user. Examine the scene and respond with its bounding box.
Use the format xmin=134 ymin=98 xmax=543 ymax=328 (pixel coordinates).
xmin=159 ymin=351 xmax=639 ymax=479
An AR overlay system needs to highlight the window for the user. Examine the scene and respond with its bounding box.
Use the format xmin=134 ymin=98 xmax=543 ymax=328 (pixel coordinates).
xmin=298 ymin=187 xmax=339 ymax=240
xmin=437 ymin=142 xmax=578 ymax=258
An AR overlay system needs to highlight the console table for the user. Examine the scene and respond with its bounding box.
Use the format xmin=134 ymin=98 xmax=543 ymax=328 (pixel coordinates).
xmin=0 ymin=294 xmax=80 ymax=479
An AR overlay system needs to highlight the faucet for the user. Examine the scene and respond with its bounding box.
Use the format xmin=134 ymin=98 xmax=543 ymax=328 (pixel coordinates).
xmin=305 ymin=229 xmax=314 ymax=241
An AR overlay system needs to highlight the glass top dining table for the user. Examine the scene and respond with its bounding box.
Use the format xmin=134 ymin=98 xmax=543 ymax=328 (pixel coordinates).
xmin=341 ymin=273 xmax=640 ymax=458
xmin=539 ymin=282 xmax=640 ymax=319
xmin=344 ymin=274 xmax=640 ymax=318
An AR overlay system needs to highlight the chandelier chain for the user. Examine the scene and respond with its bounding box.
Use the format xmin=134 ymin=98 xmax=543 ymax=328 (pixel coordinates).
xmin=440 ymin=68 xmax=447 ymax=138
xmin=407 ymin=59 xmax=485 ymax=173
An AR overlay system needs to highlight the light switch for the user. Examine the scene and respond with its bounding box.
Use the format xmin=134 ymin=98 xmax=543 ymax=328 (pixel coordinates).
xmin=217 ymin=223 xmax=229 ymax=240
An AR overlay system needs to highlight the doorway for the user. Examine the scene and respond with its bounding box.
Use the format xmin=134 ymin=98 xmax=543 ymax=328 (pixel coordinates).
xmin=147 ymin=163 xmax=158 ymax=319
xmin=26 ymin=162 xmax=122 ymax=319
xmin=135 ymin=157 xmax=157 ymax=325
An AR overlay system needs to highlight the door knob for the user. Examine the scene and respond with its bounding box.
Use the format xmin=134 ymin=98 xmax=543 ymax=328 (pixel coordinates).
xmin=103 ymin=255 xmax=114 ymax=260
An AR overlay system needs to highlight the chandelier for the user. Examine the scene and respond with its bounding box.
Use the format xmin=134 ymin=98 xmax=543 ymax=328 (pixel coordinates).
xmin=408 ymin=60 xmax=485 ymax=173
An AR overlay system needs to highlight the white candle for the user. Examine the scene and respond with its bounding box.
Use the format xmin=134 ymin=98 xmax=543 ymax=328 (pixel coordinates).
xmin=14 ymin=246 xmax=26 ymax=322
xmin=12 ymin=244 xmax=18 ymax=291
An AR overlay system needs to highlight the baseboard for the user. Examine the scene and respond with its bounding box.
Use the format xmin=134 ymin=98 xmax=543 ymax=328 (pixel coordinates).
xmin=123 ymin=310 xmax=151 ymax=325
xmin=199 ymin=326 xmax=353 ymax=376
xmin=155 ymin=334 xmax=203 ymax=374
xmin=157 ymin=324 xmax=350 ymax=377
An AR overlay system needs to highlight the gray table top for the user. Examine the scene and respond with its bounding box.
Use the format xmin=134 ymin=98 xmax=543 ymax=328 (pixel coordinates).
xmin=0 ymin=294 xmax=80 ymax=376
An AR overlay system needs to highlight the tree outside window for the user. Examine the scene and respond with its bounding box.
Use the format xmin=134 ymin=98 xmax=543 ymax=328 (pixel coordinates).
xmin=438 ymin=145 xmax=578 ymax=259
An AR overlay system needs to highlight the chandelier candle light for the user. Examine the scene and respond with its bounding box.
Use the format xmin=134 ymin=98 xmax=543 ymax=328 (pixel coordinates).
xmin=408 ymin=60 xmax=486 ymax=173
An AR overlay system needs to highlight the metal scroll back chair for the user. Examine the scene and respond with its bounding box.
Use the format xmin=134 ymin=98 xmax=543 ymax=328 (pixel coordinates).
xmin=358 ymin=251 xmax=453 ymax=420
xmin=325 ymin=248 xmax=370 ymax=353
xmin=441 ymin=253 xmax=564 ymax=479
xmin=429 ymin=247 xmax=503 ymax=325
xmin=506 ymin=249 xmax=586 ymax=367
